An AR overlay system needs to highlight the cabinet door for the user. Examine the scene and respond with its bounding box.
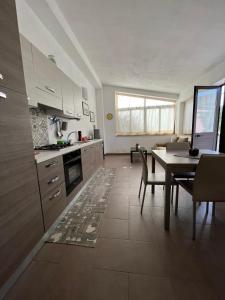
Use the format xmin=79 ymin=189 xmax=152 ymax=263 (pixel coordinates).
xmin=61 ymin=72 xmax=75 ymax=117
xmin=0 ymin=87 xmax=44 ymax=287
xmin=0 ymin=0 xmax=26 ymax=94
xmin=32 ymin=46 xmax=62 ymax=109
xmin=20 ymin=35 xmax=37 ymax=107
xmin=73 ymin=83 xmax=83 ymax=117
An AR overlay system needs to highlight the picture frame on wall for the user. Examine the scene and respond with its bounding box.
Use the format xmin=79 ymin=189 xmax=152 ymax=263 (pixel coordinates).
xmin=90 ymin=111 xmax=95 ymax=122
xmin=82 ymin=102 xmax=89 ymax=116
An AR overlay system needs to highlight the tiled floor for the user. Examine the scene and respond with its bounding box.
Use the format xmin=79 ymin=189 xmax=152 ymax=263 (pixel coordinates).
xmin=4 ymin=155 xmax=225 ymax=300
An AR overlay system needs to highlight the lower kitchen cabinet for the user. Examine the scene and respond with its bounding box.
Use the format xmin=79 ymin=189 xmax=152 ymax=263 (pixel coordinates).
xmin=37 ymin=156 xmax=67 ymax=231
xmin=35 ymin=141 xmax=103 ymax=232
xmin=81 ymin=141 xmax=103 ymax=183
xmin=41 ymin=182 xmax=67 ymax=230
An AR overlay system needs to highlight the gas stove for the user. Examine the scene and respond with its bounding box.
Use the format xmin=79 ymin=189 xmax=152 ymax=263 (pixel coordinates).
xmin=34 ymin=144 xmax=72 ymax=151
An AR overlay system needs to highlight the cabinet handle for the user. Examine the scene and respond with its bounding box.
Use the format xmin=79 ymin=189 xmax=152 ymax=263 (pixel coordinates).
xmin=66 ymin=110 xmax=73 ymax=115
xmin=49 ymin=189 xmax=61 ymax=200
xmin=0 ymin=73 xmax=4 ymax=80
xmin=45 ymin=161 xmax=57 ymax=168
xmin=0 ymin=91 xmax=7 ymax=100
xmin=45 ymin=86 xmax=55 ymax=93
xmin=48 ymin=176 xmax=59 ymax=185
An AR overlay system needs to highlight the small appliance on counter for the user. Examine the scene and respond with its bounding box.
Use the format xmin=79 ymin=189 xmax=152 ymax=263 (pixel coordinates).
xmin=94 ymin=129 xmax=101 ymax=139
xmin=78 ymin=131 xmax=82 ymax=141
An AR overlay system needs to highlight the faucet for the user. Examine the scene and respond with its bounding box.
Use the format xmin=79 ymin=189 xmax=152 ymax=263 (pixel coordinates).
xmin=66 ymin=131 xmax=77 ymax=144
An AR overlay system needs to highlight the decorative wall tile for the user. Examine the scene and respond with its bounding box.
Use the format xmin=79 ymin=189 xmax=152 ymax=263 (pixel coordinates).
xmin=29 ymin=107 xmax=49 ymax=147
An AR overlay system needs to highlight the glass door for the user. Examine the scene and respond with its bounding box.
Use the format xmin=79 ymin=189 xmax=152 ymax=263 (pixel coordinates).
xmin=191 ymin=86 xmax=222 ymax=150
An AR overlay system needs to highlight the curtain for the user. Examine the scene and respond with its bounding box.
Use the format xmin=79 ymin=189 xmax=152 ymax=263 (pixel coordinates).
xmin=116 ymin=93 xmax=175 ymax=135
xmin=146 ymin=108 xmax=159 ymax=133
xmin=160 ymin=107 xmax=175 ymax=133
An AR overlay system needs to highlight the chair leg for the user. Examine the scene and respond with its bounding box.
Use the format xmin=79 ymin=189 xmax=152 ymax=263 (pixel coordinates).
xmin=212 ymin=202 xmax=216 ymax=217
xmin=206 ymin=202 xmax=209 ymax=215
xmin=171 ymin=185 xmax=174 ymax=205
xmin=138 ymin=179 xmax=143 ymax=198
xmin=175 ymin=185 xmax=179 ymax=216
xmin=140 ymin=184 xmax=147 ymax=215
xmin=193 ymin=201 xmax=196 ymax=240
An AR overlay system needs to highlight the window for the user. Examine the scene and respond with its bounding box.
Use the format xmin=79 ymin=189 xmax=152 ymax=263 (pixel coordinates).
xmin=183 ymin=98 xmax=193 ymax=134
xmin=115 ymin=93 xmax=175 ymax=135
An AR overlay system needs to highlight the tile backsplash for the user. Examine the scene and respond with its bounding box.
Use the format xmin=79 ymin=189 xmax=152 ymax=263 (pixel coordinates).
xmin=29 ymin=107 xmax=97 ymax=147
xmin=29 ymin=107 xmax=49 ymax=147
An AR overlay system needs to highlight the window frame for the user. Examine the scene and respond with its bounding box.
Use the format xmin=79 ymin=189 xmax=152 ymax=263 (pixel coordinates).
xmin=115 ymin=92 xmax=176 ymax=136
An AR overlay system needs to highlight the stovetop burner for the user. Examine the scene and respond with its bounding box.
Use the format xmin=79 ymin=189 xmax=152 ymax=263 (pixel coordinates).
xmin=35 ymin=144 xmax=71 ymax=151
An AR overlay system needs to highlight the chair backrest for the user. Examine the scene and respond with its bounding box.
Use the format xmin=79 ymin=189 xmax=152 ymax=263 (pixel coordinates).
xmin=166 ymin=142 xmax=190 ymax=151
xmin=193 ymin=154 xmax=225 ymax=202
xmin=139 ymin=149 xmax=148 ymax=184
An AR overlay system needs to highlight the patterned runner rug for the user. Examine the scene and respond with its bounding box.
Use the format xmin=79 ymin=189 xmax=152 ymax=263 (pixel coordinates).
xmin=47 ymin=168 xmax=116 ymax=247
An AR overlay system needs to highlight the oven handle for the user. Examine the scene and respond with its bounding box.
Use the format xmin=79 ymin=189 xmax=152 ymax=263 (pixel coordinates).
xmin=64 ymin=156 xmax=81 ymax=166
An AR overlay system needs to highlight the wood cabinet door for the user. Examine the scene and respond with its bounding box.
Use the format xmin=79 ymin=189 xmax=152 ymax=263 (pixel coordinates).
xmin=0 ymin=87 xmax=44 ymax=287
xmin=61 ymin=73 xmax=75 ymax=117
xmin=20 ymin=35 xmax=37 ymax=107
xmin=0 ymin=0 xmax=26 ymax=94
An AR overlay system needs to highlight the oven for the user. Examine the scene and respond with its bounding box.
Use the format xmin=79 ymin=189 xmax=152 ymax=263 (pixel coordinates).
xmin=63 ymin=149 xmax=83 ymax=196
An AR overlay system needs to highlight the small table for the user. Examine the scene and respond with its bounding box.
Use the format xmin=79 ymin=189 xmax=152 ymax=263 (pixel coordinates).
xmin=130 ymin=147 xmax=147 ymax=163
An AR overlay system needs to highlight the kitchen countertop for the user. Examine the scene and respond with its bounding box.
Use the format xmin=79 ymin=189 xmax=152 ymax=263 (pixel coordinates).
xmin=35 ymin=139 xmax=103 ymax=164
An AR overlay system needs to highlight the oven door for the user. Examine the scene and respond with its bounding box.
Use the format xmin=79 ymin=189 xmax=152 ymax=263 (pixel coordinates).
xmin=64 ymin=156 xmax=83 ymax=196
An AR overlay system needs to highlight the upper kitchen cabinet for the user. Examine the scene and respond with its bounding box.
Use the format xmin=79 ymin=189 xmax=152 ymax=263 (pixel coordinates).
xmin=32 ymin=45 xmax=62 ymax=110
xmin=73 ymin=82 xmax=83 ymax=118
xmin=61 ymin=72 xmax=75 ymax=117
xmin=0 ymin=0 xmax=26 ymax=95
xmin=20 ymin=35 xmax=37 ymax=107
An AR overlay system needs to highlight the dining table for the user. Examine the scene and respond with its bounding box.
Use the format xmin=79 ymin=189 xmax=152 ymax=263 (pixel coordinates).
xmin=151 ymin=149 xmax=219 ymax=230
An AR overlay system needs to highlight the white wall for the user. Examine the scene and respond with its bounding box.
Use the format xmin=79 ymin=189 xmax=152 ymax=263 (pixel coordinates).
xmin=98 ymin=85 xmax=178 ymax=153
xmin=15 ymin=0 xmax=97 ymax=140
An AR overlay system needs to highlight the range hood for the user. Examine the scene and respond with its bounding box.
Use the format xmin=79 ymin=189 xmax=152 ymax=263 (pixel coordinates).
xmin=38 ymin=103 xmax=82 ymax=120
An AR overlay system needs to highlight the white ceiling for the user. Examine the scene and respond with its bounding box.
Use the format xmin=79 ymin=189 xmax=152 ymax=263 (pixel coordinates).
xmin=54 ymin=0 xmax=225 ymax=94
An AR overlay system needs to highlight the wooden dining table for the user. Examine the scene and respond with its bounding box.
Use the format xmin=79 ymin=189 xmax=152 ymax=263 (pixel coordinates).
xmin=151 ymin=149 xmax=219 ymax=230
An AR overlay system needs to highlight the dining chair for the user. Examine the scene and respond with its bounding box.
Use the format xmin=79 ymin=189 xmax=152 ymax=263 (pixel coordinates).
xmin=175 ymin=154 xmax=225 ymax=240
xmin=166 ymin=142 xmax=195 ymax=204
xmin=138 ymin=149 xmax=178 ymax=214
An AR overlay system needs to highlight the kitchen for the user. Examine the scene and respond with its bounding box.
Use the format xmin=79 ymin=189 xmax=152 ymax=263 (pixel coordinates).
xmin=0 ymin=0 xmax=104 ymax=296
xmin=2 ymin=1 xmax=225 ymax=299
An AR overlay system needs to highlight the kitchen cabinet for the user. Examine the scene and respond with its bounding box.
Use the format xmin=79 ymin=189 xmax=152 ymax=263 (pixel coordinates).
xmin=61 ymin=72 xmax=75 ymax=117
xmin=0 ymin=87 xmax=44 ymax=287
xmin=0 ymin=0 xmax=26 ymax=94
xmin=81 ymin=142 xmax=103 ymax=183
xmin=37 ymin=156 xmax=67 ymax=230
xmin=32 ymin=45 xmax=62 ymax=110
xmin=73 ymin=82 xmax=83 ymax=118
xmin=0 ymin=0 xmax=44 ymax=288
xmin=20 ymin=35 xmax=37 ymax=107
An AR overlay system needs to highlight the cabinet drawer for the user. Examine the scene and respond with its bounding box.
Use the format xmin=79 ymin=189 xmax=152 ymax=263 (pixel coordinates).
xmin=38 ymin=168 xmax=64 ymax=199
xmin=0 ymin=0 xmax=26 ymax=94
xmin=37 ymin=156 xmax=64 ymax=179
xmin=42 ymin=182 xmax=67 ymax=230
